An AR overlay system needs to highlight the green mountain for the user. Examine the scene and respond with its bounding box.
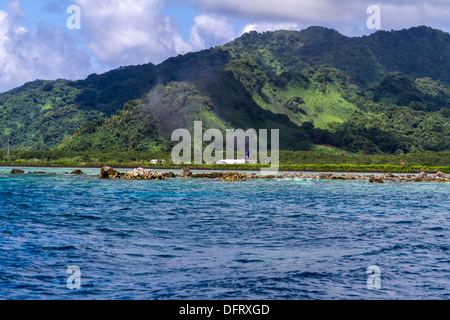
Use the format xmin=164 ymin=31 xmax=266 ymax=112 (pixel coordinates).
xmin=1 ymin=26 xmax=449 ymax=154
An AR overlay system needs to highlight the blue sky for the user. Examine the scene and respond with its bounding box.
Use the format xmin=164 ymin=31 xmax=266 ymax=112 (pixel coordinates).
xmin=163 ymin=2 xmax=204 ymax=41
xmin=1 ymin=0 xmax=450 ymax=92
xmin=0 ymin=1 xmax=66 ymax=30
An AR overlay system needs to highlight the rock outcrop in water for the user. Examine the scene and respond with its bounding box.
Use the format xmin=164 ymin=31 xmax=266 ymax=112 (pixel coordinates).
xmin=70 ymin=170 xmax=84 ymax=175
xmin=97 ymin=167 xmax=450 ymax=183
xmin=165 ymin=172 xmax=176 ymax=178
xmin=99 ymin=166 xmax=122 ymax=179
xmin=99 ymin=167 xmax=165 ymax=180
xmin=369 ymin=177 xmax=384 ymax=183
xmin=221 ymin=172 xmax=247 ymax=181
xmin=180 ymin=167 xmax=192 ymax=178
xmin=122 ymin=168 xmax=165 ymax=180
xmin=10 ymin=169 xmax=25 ymax=174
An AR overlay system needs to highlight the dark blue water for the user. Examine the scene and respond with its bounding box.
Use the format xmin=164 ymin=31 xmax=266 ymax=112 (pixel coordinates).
xmin=0 ymin=167 xmax=449 ymax=300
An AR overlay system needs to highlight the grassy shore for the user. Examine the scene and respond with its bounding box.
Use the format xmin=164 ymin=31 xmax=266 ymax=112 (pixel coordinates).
xmin=1 ymin=150 xmax=449 ymax=173
xmin=0 ymin=161 xmax=448 ymax=173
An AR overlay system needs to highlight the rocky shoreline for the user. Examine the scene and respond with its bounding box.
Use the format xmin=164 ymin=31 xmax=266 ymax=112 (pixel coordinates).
xmin=4 ymin=166 xmax=449 ymax=182
xmin=7 ymin=169 xmax=85 ymax=175
xmin=3 ymin=166 xmax=449 ymax=182
xmin=98 ymin=167 xmax=450 ymax=183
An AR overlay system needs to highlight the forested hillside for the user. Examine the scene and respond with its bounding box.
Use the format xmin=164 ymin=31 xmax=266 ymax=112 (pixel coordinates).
xmin=1 ymin=26 xmax=449 ymax=155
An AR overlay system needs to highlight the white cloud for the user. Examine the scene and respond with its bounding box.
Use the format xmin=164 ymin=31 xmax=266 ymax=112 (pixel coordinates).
xmin=187 ymin=0 xmax=450 ymax=35
xmin=73 ymin=0 xmax=187 ymax=67
xmin=189 ymin=14 xmax=235 ymax=50
xmin=242 ymin=22 xmax=301 ymax=35
xmin=0 ymin=2 xmax=91 ymax=92
xmin=379 ymin=2 xmax=450 ymax=31
xmin=72 ymin=1 xmax=236 ymax=66
xmin=186 ymin=0 xmax=360 ymax=24
xmin=0 ymin=0 xmax=238 ymax=92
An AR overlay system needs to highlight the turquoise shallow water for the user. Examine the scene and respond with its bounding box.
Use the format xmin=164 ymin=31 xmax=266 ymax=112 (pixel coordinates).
xmin=0 ymin=167 xmax=449 ymax=300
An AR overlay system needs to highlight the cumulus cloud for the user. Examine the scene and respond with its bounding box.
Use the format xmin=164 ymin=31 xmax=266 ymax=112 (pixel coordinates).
xmin=185 ymin=0 xmax=361 ymax=24
xmin=242 ymin=22 xmax=301 ymax=35
xmin=0 ymin=2 xmax=91 ymax=92
xmin=0 ymin=0 xmax=238 ymax=92
xmin=380 ymin=2 xmax=450 ymax=31
xmin=75 ymin=0 xmax=160 ymax=65
xmin=189 ymin=14 xmax=235 ymax=50
xmin=187 ymin=0 xmax=450 ymax=34
xmin=73 ymin=0 xmax=190 ymax=67
xmin=73 ymin=0 xmax=237 ymax=67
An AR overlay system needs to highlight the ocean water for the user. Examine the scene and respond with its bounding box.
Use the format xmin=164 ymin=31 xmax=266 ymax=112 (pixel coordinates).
xmin=0 ymin=167 xmax=449 ymax=300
